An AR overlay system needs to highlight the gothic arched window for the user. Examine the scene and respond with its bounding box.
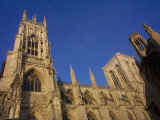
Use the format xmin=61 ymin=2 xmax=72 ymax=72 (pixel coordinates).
xmin=87 ymin=111 xmax=97 ymax=120
xmin=109 ymin=71 xmax=122 ymax=89
xmin=22 ymin=69 xmax=41 ymax=92
xmin=27 ymin=34 xmax=38 ymax=56
xmin=116 ymin=65 xmax=128 ymax=83
xmin=116 ymin=65 xmax=134 ymax=90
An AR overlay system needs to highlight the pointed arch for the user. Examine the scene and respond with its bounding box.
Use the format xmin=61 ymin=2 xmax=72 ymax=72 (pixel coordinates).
xmin=22 ymin=69 xmax=41 ymax=92
xmin=87 ymin=111 xmax=97 ymax=120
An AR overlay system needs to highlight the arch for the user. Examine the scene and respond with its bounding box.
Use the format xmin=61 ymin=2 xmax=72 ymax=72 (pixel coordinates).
xmin=87 ymin=111 xmax=97 ymax=120
xmin=22 ymin=69 xmax=41 ymax=92
xmin=82 ymin=90 xmax=96 ymax=105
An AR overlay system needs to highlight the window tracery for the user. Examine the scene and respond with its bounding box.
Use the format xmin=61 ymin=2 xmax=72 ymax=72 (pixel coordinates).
xmin=116 ymin=65 xmax=134 ymax=90
xmin=109 ymin=71 xmax=122 ymax=89
xmin=22 ymin=69 xmax=41 ymax=92
xmin=27 ymin=34 xmax=38 ymax=56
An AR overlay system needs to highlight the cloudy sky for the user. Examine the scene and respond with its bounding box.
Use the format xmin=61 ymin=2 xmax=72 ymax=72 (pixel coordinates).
xmin=0 ymin=0 xmax=159 ymax=86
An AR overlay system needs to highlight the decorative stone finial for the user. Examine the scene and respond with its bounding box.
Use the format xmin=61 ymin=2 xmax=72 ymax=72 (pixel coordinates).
xmin=143 ymin=24 xmax=160 ymax=46
xmin=143 ymin=24 xmax=153 ymax=35
xmin=89 ymin=68 xmax=97 ymax=88
xmin=70 ymin=65 xmax=78 ymax=85
xmin=43 ymin=16 xmax=47 ymax=28
xmin=22 ymin=10 xmax=27 ymax=21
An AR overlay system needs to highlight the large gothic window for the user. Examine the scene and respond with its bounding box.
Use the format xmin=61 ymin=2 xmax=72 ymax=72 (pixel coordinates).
xmin=22 ymin=69 xmax=41 ymax=92
xmin=27 ymin=34 xmax=38 ymax=56
xmin=116 ymin=65 xmax=128 ymax=83
xmin=116 ymin=65 xmax=133 ymax=90
xmin=109 ymin=71 xmax=122 ymax=89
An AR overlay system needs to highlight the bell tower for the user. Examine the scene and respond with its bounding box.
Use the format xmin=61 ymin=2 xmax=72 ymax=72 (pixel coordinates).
xmin=0 ymin=10 xmax=62 ymax=120
xmin=16 ymin=10 xmax=56 ymax=92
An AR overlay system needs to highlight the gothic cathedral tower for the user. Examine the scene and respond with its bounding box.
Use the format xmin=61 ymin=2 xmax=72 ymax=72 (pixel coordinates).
xmin=0 ymin=11 xmax=63 ymax=120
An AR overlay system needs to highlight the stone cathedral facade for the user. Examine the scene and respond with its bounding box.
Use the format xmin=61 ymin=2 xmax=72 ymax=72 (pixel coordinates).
xmin=0 ymin=11 xmax=151 ymax=120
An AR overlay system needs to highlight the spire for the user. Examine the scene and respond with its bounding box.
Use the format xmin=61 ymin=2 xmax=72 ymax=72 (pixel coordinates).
xmin=43 ymin=16 xmax=46 ymax=28
xmin=143 ymin=24 xmax=154 ymax=35
xmin=143 ymin=24 xmax=160 ymax=46
xmin=32 ymin=15 xmax=37 ymax=24
xmin=22 ymin=10 xmax=27 ymax=21
xmin=70 ymin=65 xmax=78 ymax=85
xmin=89 ymin=68 xmax=97 ymax=88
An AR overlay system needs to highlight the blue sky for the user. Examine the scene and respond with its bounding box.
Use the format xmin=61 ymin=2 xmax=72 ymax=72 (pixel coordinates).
xmin=0 ymin=0 xmax=160 ymax=86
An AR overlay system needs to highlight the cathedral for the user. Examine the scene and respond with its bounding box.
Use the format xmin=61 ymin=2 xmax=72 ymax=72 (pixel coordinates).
xmin=0 ymin=11 xmax=151 ymax=120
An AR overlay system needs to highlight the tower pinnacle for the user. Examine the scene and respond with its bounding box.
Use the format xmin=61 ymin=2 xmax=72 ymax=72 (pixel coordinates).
xmin=43 ymin=16 xmax=47 ymax=28
xmin=89 ymin=68 xmax=97 ymax=88
xmin=22 ymin=10 xmax=27 ymax=21
xmin=70 ymin=65 xmax=78 ymax=85
xmin=143 ymin=24 xmax=153 ymax=35
xmin=143 ymin=24 xmax=160 ymax=46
